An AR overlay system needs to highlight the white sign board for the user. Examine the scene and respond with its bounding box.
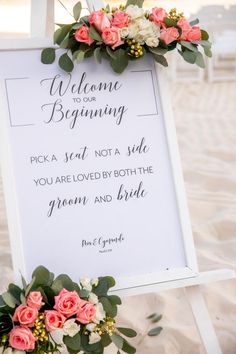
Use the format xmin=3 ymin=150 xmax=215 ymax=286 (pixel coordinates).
xmin=0 ymin=49 xmax=198 ymax=294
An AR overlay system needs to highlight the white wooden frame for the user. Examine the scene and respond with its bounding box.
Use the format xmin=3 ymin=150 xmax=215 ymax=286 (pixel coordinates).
xmin=0 ymin=1 xmax=235 ymax=353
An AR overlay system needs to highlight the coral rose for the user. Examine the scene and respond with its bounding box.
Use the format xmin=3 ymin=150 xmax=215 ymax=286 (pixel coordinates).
xmin=111 ymin=10 xmax=129 ymax=28
xmin=9 ymin=327 xmax=36 ymax=351
xmin=177 ymin=18 xmax=191 ymax=40
xmin=89 ymin=10 xmax=110 ymax=33
xmin=102 ymin=27 xmax=124 ymax=49
xmin=150 ymin=7 xmax=167 ymax=26
xmin=54 ymin=289 xmax=82 ymax=317
xmin=75 ymin=25 xmax=94 ymax=45
xmin=76 ymin=301 xmax=96 ymax=324
xmin=13 ymin=305 xmax=38 ymax=327
xmin=187 ymin=26 xmax=201 ymax=41
xmin=160 ymin=27 xmax=179 ymax=45
xmin=27 ymin=291 xmax=44 ymax=310
xmin=45 ymin=310 xmax=66 ymax=332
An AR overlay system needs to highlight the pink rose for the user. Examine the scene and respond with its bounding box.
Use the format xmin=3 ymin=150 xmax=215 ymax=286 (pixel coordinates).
xmin=177 ymin=18 xmax=192 ymax=40
xmin=45 ymin=310 xmax=66 ymax=332
xmin=150 ymin=7 xmax=167 ymax=26
xmin=76 ymin=301 xmax=96 ymax=324
xmin=111 ymin=10 xmax=129 ymax=28
xmin=54 ymin=288 xmax=82 ymax=317
xmin=102 ymin=27 xmax=124 ymax=49
xmin=75 ymin=25 xmax=94 ymax=45
xmin=89 ymin=10 xmax=110 ymax=33
xmin=27 ymin=291 xmax=44 ymax=310
xmin=186 ymin=26 xmax=201 ymax=41
xmin=13 ymin=304 xmax=38 ymax=327
xmin=160 ymin=27 xmax=179 ymax=45
xmin=9 ymin=326 xmax=36 ymax=351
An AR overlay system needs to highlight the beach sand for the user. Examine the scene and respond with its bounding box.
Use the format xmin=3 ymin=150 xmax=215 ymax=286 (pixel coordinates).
xmin=0 ymin=79 xmax=236 ymax=353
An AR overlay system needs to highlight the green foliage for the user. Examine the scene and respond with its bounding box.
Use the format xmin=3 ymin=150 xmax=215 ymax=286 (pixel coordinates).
xmin=59 ymin=53 xmax=74 ymax=72
xmin=41 ymin=48 xmax=56 ymax=64
xmin=73 ymin=2 xmax=82 ymax=21
xmin=111 ymin=334 xmax=124 ymax=349
xmin=52 ymin=274 xmax=75 ymax=293
xmin=122 ymin=339 xmax=136 ymax=354
xmin=189 ymin=18 xmax=199 ymax=26
xmin=148 ymin=47 xmax=168 ymax=56
xmin=148 ymin=327 xmax=163 ymax=336
xmin=117 ymin=327 xmax=137 ymax=338
xmin=110 ymin=49 xmax=129 ymax=74
xmin=201 ymin=30 xmax=209 ymax=40
xmin=94 ymin=47 xmax=102 ymax=64
xmin=32 ymin=265 xmax=53 ymax=287
xmin=125 ymin=0 xmax=144 ymax=8
xmin=180 ymin=41 xmax=198 ymax=53
xmin=164 ymin=17 xmax=177 ymax=28
xmin=89 ymin=26 xmax=102 ymax=42
xmin=63 ymin=333 xmax=81 ymax=351
xmin=0 ymin=314 xmax=13 ymax=335
xmin=152 ymin=54 xmax=168 ymax=67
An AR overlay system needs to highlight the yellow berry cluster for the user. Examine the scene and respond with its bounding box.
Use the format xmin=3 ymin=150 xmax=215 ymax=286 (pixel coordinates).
xmin=33 ymin=315 xmax=49 ymax=342
xmin=168 ymin=8 xmax=184 ymax=21
xmin=0 ymin=335 xmax=8 ymax=346
xmin=84 ymin=318 xmax=116 ymax=337
xmin=127 ymin=39 xmax=144 ymax=58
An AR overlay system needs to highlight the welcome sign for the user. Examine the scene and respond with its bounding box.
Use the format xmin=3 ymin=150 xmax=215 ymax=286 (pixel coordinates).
xmin=0 ymin=49 xmax=197 ymax=294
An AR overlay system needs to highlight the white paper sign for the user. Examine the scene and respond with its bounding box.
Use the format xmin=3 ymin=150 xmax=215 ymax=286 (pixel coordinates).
xmin=0 ymin=50 xmax=197 ymax=292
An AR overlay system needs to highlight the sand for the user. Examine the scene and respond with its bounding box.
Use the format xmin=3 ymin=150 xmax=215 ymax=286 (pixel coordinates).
xmin=0 ymin=79 xmax=236 ymax=353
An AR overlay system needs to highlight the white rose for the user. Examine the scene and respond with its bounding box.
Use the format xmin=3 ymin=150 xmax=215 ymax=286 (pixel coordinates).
xmin=89 ymin=332 xmax=101 ymax=345
xmin=127 ymin=22 xmax=139 ymax=38
xmin=120 ymin=27 xmax=130 ymax=38
xmin=91 ymin=278 xmax=99 ymax=287
xmin=89 ymin=292 xmax=98 ymax=304
xmin=3 ymin=349 xmax=13 ymax=354
xmin=126 ymin=5 xmax=144 ymax=19
xmin=63 ymin=319 xmax=80 ymax=337
xmin=14 ymin=351 xmax=26 ymax=354
xmin=93 ymin=303 xmax=106 ymax=324
xmin=145 ymin=37 xmax=159 ymax=47
xmin=86 ymin=323 xmax=97 ymax=332
xmin=80 ymin=277 xmax=92 ymax=292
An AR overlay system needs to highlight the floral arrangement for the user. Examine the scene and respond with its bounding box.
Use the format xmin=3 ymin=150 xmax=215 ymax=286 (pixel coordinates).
xmin=41 ymin=0 xmax=212 ymax=74
xmin=0 ymin=266 xmax=137 ymax=354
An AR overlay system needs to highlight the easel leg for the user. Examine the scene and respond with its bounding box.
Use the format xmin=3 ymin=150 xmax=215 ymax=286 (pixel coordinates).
xmin=185 ymin=286 xmax=222 ymax=354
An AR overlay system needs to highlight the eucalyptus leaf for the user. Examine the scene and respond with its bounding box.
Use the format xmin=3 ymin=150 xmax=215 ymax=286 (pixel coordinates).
xmin=52 ymin=274 xmax=75 ymax=293
xmin=148 ymin=327 xmax=163 ymax=336
xmin=201 ymin=30 xmax=209 ymax=40
xmin=148 ymin=47 xmax=168 ymax=55
xmin=63 ymin=333 xmax=81 ymax=351
xmin=111 ymin=334 xmax=123 ymax=349
xmin=59 ymin=53 xmax=74 ymax=73
xmin=125 ymin=0 xmax=144 ymax=8
xmin=122 ymin=339 xmax=136 ymax=354
xmin=41 ymin=48 xmax=56 ymax=64
xmin=20 ymin=293 xmax=27 ymax=305
xmin=32 ymin=266 xmax=51 ymax=287
xmin=110 ymin=49 xmax=129 ymax=74
xmin=54 ymin=25 xmax=72 ymax=45
xmin=147 ymin=313 xmax=157 ymax=320
xmin=94 ymin=47 xmax=102 ymax=64
xmin=21 ymin=275 xmax=27 ymax=290
xmin=76 ymin=50 xmax=85 ymax=63
xmin=151 ymin=314 xmax=162 ymax=323
xmin=25 ymin=276 xmax=36 ymax=296
xmin=204 ymin=46 xmax=212 ymax=58
xmin=73 ymin=2 xmax=82 ymax=21
xmin=180 ymin=41 xmax=198 ymax=53
xmin=164 ymin=17 xmax=177 ymax=27
xmin=106 ymin=46 xmax=117 ymax=60
xmin=89 ymin=26 xmax=102 ymax=41
xmin=189 ymin=18 xmax=199 ymax=26
xmin=195 ymin=51 xmax=205 ymax=68
xmin=192 ymin=40 xmax=212 ymax=48
xmin=179 ymin=49 xmax=197 ymax=64
xmin=8 ymin=284 xmax=22 ymax=303
xmin=117 ymin=328 xmax=137 ymax=338
xmin=152 ymin=54 xmax=168 ymax=67
xmin=2 ymin=292 xmax=16 ymax=308
xmin=108 ymin=295 xmax=122 ymax=306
